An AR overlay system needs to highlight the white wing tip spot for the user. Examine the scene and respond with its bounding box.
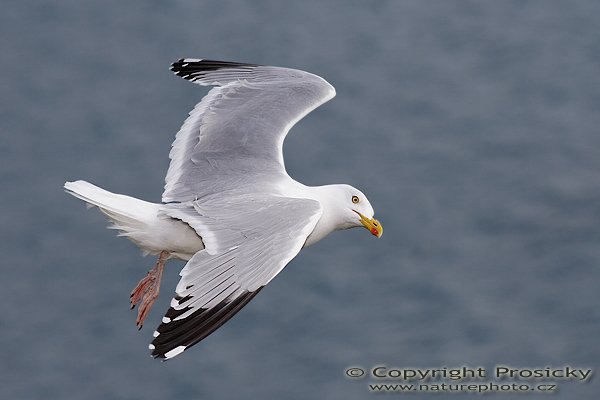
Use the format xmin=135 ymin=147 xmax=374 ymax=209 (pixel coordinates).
xmin=153 ymin=330 xmax=160 ymax=338
xmin=162 ymin=317 xmax=171 ymax=323
xmin=148 ymin=344 xmax=155 ymax=350
xmin=165 ymin=346 xmax=186 ymax=359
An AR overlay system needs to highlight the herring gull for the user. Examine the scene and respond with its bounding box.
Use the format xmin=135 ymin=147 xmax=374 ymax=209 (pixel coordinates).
xmin=64 ymin=59 xmax=382 ymax=360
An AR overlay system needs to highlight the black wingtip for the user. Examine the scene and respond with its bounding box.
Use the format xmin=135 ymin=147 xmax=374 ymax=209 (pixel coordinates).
xmin=149 ymin=288 xmax=263 ymax=360
xmin=169 ymin=58 xmax=184 ymax=70
xmin=170 ymin=58 xmax=260 ymax=81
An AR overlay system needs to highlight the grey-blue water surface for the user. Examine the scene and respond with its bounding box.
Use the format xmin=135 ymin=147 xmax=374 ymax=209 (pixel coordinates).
xmin=1 ymin=1 xmax=599 ymax=399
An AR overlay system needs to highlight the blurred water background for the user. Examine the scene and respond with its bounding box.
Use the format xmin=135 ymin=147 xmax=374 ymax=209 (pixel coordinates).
xmin=1 ymin=1 xmax=599 ymax=399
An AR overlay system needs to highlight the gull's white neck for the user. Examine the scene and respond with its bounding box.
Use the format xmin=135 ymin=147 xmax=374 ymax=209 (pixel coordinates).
xmin=278 ymin=178 xmax=344 ymax=247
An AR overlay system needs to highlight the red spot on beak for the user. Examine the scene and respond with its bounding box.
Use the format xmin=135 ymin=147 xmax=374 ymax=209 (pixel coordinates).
xmin=371 ymin=227 xmax=379 ymax=236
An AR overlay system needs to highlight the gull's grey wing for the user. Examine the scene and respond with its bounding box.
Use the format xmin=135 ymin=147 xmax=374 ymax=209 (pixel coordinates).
xmin=150 ymin=194 xmax=322 ymax=359
xmin=163 ymin=59 xmax=336 ymax=202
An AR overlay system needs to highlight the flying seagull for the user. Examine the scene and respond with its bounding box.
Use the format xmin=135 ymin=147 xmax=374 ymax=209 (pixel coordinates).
xmin=64 ymin=59 xmax=382 ymax=360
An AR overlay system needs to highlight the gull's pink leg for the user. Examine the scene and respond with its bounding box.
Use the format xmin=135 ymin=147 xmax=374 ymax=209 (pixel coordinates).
xmin=130 ymin=250 xmax=169 ymax=329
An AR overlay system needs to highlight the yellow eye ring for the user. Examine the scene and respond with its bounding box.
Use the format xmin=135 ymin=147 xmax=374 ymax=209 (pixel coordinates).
xmin=351 ymin=195 xmax=360 ymax=204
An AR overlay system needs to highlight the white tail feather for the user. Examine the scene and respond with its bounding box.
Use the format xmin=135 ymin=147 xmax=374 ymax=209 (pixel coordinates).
xmin=64 ymin=180 xmax=203 ymax=259
xmin=64 ymin=180 xmax=161 ymax=249
xmin=64 ymin=180 xmax=158 ymax=226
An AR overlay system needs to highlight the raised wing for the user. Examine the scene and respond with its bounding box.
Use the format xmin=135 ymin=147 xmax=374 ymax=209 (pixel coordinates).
xmin=150 ymin=194 xmax=322 ymax=359
xmin=163 ymin=59 xmax=336 ymax=203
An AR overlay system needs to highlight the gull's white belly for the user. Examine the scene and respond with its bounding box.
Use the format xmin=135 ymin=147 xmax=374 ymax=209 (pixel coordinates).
xmin=130 ymin=215 xmax=204 ymax=261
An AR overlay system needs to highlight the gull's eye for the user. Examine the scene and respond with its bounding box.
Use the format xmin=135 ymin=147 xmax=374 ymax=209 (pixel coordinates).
xmin=351 ymin=195 xmax=360 ymax=204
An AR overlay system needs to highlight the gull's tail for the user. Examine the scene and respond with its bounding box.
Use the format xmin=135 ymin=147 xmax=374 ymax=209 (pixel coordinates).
xmin=64 ymin=180 xmax=161 ymax=251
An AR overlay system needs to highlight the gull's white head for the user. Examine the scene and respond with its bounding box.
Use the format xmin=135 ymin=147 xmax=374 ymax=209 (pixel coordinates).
xmin=323 ymin=184 xmax=383 ymax=238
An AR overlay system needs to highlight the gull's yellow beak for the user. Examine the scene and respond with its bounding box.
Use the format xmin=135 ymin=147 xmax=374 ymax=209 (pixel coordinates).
xmin=355 ymin=211 xmax=383 ymax=238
